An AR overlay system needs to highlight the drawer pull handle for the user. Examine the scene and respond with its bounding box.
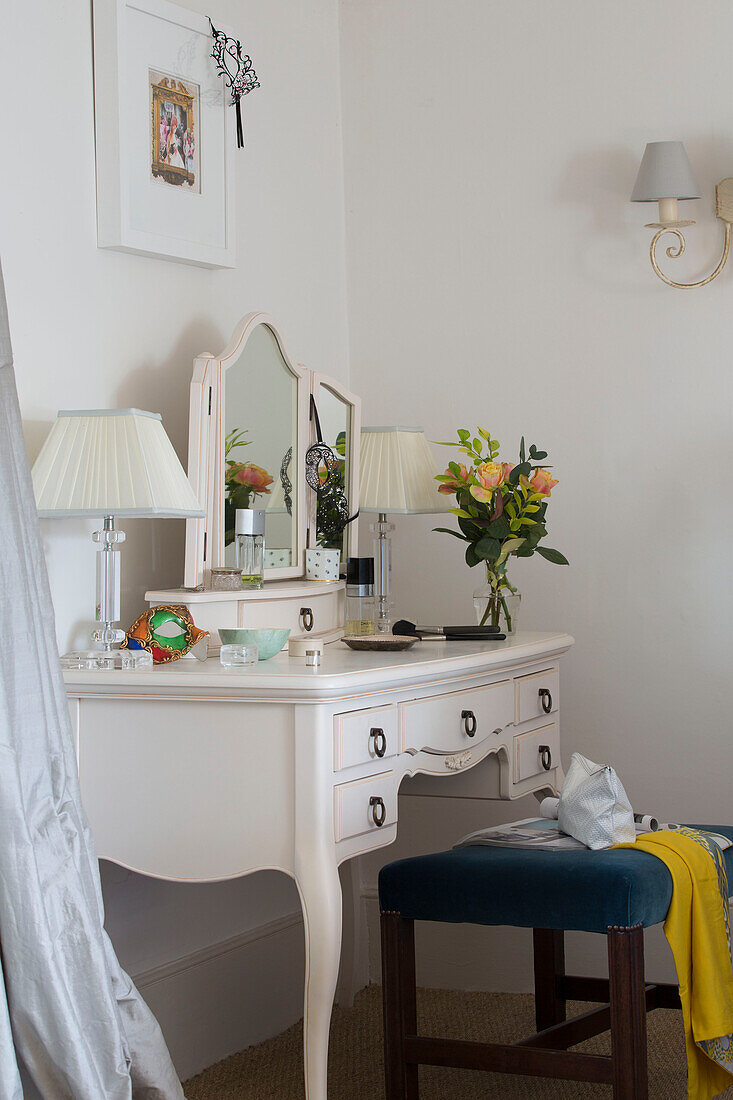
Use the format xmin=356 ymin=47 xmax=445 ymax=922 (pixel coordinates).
xmin=493 ymin=727 xmax=503 ymax=736
xmin=370 ymin=728 xmax=387 ymax=758
xmin=461 ymin=710 xmax=477 ymax=737
xmin=369 ymin=796 xmax=386 ymax=827
xmin=539 ymin=744 xmax=552 ymax=771
xmin=300 ymin=607 xmax=314 ymax=632
xmin=539 ymin=688 xmax=553 ymax=714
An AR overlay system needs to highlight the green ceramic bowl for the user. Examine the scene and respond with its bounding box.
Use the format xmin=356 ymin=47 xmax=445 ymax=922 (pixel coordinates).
xmin=218 ymin=627 xmax=290 ymax=661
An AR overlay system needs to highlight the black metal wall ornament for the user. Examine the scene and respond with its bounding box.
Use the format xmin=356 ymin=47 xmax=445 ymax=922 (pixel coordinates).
xmin=305 ymin=396 xmax=359 ymax=547
xmin=208 ymin=18 xmax=260 ymax=149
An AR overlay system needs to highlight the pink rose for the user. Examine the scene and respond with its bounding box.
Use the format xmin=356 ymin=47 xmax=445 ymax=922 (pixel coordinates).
xmin=438 ymin=463 xmax=470 ymax=494
xmin=501 ymin=463 xmax=514 ymax=481
xmin=470 ymin=461 xmax=505 ymax=503
xmin=233 ymin=463 xmax=273 ymax=493
xmin=529 ymin=468 xmax=558 ymax=496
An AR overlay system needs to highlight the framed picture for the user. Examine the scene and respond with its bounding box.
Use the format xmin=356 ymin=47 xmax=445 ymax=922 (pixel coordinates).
xmin=93 ymin=0 xmax=235 ymax=268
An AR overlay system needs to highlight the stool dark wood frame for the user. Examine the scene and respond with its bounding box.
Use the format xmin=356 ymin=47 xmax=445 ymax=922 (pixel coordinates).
xmin=381 ymin=912 xmax=682 ymax=1099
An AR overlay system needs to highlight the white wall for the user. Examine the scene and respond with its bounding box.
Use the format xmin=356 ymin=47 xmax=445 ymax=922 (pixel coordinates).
xmin=6 ymin=0 xmax=733 ymax=1076
xmin=1 ymin=0 xmax=349 ymax=1075
xmin=339 ymin=0 xmax=733 ymax=989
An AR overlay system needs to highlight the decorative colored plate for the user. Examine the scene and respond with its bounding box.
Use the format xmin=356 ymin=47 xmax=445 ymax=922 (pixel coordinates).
xmin=342 ymin=634 xmax=418 ymax=651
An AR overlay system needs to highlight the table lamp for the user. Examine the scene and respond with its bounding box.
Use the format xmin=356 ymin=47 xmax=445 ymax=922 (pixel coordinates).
xmin=31 ymin=408 xmax=204 ymax=668
xmin=359 ymin=426 xmax=451 ymax=632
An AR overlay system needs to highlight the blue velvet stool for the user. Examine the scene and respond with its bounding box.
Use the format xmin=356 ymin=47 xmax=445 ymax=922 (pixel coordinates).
xmin=379 ymin=826 xmax=733 ymax=1099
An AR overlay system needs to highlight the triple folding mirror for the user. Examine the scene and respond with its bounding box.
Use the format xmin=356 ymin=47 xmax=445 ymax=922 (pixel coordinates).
xmin=184 ymin=313 xmax=360 ymax=588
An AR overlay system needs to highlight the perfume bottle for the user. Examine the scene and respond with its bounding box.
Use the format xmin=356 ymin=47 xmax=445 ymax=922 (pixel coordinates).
xmin=345 ymin=557 xmax=376 ymax=636
xmin=235 ymin=509 xmax=265 ymax=589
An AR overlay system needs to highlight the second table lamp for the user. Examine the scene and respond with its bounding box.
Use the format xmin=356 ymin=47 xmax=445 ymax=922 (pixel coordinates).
xmin=359 ymin=426 xmax=450 ymax=632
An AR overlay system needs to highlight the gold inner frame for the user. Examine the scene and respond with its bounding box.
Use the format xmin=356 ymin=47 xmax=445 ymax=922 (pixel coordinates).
xmin=151 ymin=76 xmax=196 ymax=188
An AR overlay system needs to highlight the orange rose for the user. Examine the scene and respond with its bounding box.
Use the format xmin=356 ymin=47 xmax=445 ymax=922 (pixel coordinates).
xmin=438 ymin=464 xmax=470 ymax=494
xmin=529 ymin=468 xmax=558 ymax=496
xmin=470 ymin=461 xmax=505 ymax=503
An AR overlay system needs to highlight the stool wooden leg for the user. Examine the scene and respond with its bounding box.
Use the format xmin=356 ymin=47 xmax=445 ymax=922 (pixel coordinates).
xmin=533 ymin=928 xmax=566 ymax=1031
xmin=608 ymin=925 xmax=648 ymax=1099
xmin=381 ymin=911 xmax=419 ymax=1100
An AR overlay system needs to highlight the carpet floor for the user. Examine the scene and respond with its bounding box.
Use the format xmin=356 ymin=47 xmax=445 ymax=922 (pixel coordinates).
xmin=183 ymin=984 xmax=733 ymax=1098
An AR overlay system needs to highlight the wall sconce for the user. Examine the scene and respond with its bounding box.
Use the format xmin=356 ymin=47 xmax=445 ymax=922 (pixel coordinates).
xmin=631 ymin=140 xmax=733 ymax=288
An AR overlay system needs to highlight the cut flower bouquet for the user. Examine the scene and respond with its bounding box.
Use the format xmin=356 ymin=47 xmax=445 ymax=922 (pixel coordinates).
xmin=434 ymin=428 xmax=568 ymax=631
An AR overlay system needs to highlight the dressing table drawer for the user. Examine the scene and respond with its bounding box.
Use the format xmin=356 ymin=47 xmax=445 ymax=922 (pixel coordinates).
xmin=334 ymin=705 xmax=398 ymax=771
xmin=515 ymin=666 xmax=559 ymax=725
xmin=334 ymin=771 xmax=396 ymax=842
xmin=400 ymin=680 xmax=514 ymax=755
xmin=514 ymin=722 xmax=560 ymax=782
xmin=239 ymin=587 xmax=342 ymax=638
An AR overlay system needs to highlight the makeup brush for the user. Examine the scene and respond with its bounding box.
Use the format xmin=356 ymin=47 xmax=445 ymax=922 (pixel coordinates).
xmin=393 ymin=620 xmax=506 ymax=640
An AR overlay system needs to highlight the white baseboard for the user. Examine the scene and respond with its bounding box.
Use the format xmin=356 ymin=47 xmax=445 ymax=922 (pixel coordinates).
xmin=133 ymin=910 xmax=305 ymax=1081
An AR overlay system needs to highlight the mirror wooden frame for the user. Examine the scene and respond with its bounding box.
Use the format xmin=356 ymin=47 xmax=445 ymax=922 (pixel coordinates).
xmin=184 ymin=314 xmax=361 ymax=589
xmin=184 ymin=313 xmax=309 ymax=587
xmin=309 ymin=372 xmax=361 ymax=562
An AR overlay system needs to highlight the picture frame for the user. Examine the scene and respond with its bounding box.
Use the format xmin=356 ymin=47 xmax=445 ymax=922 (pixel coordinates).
xmin=93 ymin=0 xmax=236 ymax=268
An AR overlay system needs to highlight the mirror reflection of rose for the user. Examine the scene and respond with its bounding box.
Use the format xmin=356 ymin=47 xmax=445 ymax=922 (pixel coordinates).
xmin=224 ymin=460 xmax=274 ymax=546
xmin=231 ymin=463 xmax=273 ymax=494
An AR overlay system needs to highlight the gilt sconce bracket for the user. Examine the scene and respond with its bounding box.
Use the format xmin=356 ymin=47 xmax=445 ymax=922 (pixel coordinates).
xmin=648 ymin=178 xmax=733 ymax=289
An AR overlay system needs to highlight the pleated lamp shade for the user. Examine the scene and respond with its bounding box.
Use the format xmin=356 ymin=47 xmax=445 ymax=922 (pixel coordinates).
xmin=32 ymin=409 xmax=204 ymax=518
xmin=359 ymin=427 xmax=451 ymax=514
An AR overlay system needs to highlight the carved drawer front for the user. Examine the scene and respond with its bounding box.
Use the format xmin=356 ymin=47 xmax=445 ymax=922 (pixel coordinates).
xmin=239 ymin=588 xmax=342 ymax=639
xmin=334 ymin=771 xmax=396 ymax=842
xmin=515 ymin=666 xmax=559 ymax=725
xmin=334 ymin=704 xmax=398 ymax=771
xmin=514 ymin=722 xmax=560 ymax=782
xmin=400 ymin=680 xmax=514 ymax=755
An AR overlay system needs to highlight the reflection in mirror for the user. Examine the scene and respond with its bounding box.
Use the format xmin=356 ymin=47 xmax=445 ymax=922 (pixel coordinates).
xmin=314 ymin=385 xmax=351 ymax=559
xmin=224 ymin=324 xmax=297 ymax=569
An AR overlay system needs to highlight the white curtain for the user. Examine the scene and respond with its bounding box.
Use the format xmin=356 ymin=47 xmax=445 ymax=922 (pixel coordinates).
xmin=0 ymin=260 xmax=185 ymax=1099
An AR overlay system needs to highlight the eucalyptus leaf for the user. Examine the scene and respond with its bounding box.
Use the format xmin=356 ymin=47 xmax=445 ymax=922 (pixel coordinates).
xmin=465 ymin=544 xmax=480 ymax=568
xmin=536 ymin=546 xmax=569 ymax=565
xmin=475 ymin=535 xmax=501 ymax=560
xmin=487 ymin=516 xmax=510 ymax=538
xmin=497 ymin=537 xmax=526 ymax=564
xmin=433 ymin=527 xmax=469 ymax=541
xmin=458 ymin=515 xmax=481 ymax=539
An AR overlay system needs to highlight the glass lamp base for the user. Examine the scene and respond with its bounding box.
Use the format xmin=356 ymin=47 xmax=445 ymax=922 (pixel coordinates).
xmin=60 ymin=649 xmax=153 ymax=671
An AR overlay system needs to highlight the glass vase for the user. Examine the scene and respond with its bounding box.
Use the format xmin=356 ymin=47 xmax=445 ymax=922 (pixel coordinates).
xmin=473 ymin=569 xmax=521 ymax=634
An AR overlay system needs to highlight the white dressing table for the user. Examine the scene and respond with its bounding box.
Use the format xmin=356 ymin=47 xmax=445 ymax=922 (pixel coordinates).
xmin=65 ymin=630 xmax=573 ymax=1098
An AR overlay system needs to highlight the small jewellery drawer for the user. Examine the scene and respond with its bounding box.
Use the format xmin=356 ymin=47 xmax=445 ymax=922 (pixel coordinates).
xmin=400 ymin=680 xmax=514 ymax=755
xmin=240 ymin=587 xmax=342 ymax=639
xmin=515 ymin=666 xmax=559 ymax=725
xmin=514 ymin=722 xmax=560 ymax=782
xmin=334 ymin=771 xmax=396 ymax=842
xmin=334 ymin=705 xmax=398 ymax=771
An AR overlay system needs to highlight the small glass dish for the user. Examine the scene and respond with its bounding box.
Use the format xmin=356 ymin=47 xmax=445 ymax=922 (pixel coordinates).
xmin=210 ymin=568 xmax=242 ymax=592
xmin=220 ymin=643 xmax=258 ymax=667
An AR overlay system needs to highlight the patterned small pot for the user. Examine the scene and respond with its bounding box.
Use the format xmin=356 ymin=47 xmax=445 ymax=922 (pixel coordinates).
xmin=305 ymin=548 xmax=341 ymax=582
xmin=264 ymin=548 xmax=292 ymax=569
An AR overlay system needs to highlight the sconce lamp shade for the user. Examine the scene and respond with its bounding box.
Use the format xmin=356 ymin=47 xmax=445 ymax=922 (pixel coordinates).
xmin=31 ymin=408 xmax=204 ymax=518
xmin=631 ymin=141 xmax=700 ymax=201
xmin=359 ymin=426 xmax=451 ymax=515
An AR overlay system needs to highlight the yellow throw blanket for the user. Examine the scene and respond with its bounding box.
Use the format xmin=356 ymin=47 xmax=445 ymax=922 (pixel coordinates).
xmin=616 ymin=829 xmax=733 ymax=1100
